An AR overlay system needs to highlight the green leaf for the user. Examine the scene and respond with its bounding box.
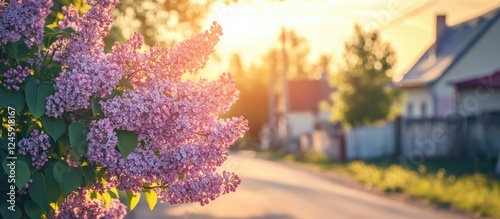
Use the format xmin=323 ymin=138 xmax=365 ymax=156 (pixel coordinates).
xmin=44 ymin=27 xmax=57 ymax=34
xmin=0 ymin=203 xmax=21 ymax=219
xmin=80 ymin=165 xmax=96 ymax=187
xmin=105 ymin=89 xmax=123 ymax=99
xmin=2 ymin=158 xmax=10 ymax=175
xmin=109 ymin=187 xmax=119 ymax=198
xmin=56 ymin=134 xmax=70 ymax=156
xmin=2 ymin=156 xmax=35 ymax=186
xmin=44 ymin=63 xmax=62 ymax=78
xmin=23 ymin=120 xmax=41 ymax=138
xmin=126 ymin=191 xmax=141 ymax=210
xmin=144 ymin=189 xmax=158 ymax=211
xmin=41 ymin=115 xmax=67 ymax=141
xmin=68 ymin=121 xmax=89 ymax=159
xmin=96 ymin=167 xmax=107 ymax=180
xmin=0 ymin=85 xmax=25 ymax=112
xmin=101 ymin=192 xmax=111 ymax=208
xmin=42 ymin=36 xmax=57 ymax=48
xmin=118 ymin=77 xmax=134 ymax=90
xmin=60 ymin=27 xmax=77 ymax=35
xmin=90 ymin=97 xmax=103 ymax=117
xmin=52 ymin=161 xmax=84 ymax=196
xmin=25 ymin=81 xmax=55 ymax=118
xmin=5 ymin=41 xmax=31 ymax=62
xmin=29 ymin=173 xmax=51 ymax=212
xmin=178 ymin=173 xmax=185 ymax=180
xmin=24 ymin=200 xmax=43 ymax=219
xmin=14 ymin=160 xmax=30 ymax=189
xmin=0 ymin=151 xmax=7 ymax=173
xmin=116 ymin=130 xmax=139 ymax=159
xmin=54 ymin=0 xmax=71 ymax=7
xmin=43 ymin=162 xmax=63 ymax=204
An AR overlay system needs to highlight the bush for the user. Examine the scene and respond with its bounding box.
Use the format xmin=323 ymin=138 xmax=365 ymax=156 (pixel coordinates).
xmin=343 ymin=161 xmax=500 ymax=217
xmin=0 ymin=1 xmax=247 ymax=218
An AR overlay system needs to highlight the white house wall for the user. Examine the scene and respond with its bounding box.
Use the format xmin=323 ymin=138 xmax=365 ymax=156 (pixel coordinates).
xmin=402 ymin=87 xmax=434 ymax=118
xmin=287 ymin=111 xmax=315 ymax=139
xmin=457 ymin=87 xmax=500 ymax=116
xmin=433 ymin=19 xmax=500 ymax=116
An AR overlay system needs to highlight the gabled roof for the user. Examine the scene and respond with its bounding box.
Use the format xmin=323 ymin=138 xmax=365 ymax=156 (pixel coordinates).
xmin=453 ymin=70 xmax=500 ymax=88
xmin=288 ymin=79 xmax=333 ymax=113
xmin=398 ymin=7 xmax=500 ymax=87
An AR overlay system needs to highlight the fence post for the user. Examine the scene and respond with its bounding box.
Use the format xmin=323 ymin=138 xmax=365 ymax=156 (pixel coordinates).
xmin=394 ymin=116 xmax=402 ymax=157
xmin=339 ymin=130 xmax=346 ymax=162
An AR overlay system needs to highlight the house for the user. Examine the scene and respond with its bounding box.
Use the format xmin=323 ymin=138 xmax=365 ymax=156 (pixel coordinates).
xmin=259 ymin=76 xmax=334 ymax=151
xmin=287 ymin=78 xmax=332 ymax=139
xmin=398 ymin=8 xmax=500 ymax=118
xmin=453 ymin=69 xmax=500 ymax=116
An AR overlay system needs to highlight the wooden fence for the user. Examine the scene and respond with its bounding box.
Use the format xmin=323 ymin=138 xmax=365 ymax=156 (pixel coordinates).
xmin=305 ymin=112 xmax=500 ymax=161
xmin=345 ymin=123 xmax=395 ymax=160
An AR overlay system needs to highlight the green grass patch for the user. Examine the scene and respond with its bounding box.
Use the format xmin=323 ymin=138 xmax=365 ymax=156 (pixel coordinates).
xmin=259 ymin=151 xmax=500 ymax=217
xmin=339 ymin=160 xmax=500 ymax=217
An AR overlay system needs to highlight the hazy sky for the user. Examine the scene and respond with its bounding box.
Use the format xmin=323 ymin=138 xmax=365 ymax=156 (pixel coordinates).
xmin=202 ymin=0 xmax=500 ymax=79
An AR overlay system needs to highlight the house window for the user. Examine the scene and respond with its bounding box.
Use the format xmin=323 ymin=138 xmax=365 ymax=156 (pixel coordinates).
xmin=421 ymin=102 xmax=427 ymax=117
xmin=407 ymin=102 xmax=413 ymax=118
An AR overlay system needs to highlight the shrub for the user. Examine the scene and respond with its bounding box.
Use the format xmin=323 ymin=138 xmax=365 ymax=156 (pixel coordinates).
xmin=0 ymin=0 xmax=247 ymax=218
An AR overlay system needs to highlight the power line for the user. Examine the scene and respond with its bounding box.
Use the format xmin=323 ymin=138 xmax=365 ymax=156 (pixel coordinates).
xmin=383 ymin=0 xmax=440 ymax=29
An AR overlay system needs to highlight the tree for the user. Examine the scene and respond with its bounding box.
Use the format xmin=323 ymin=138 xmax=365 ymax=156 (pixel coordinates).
xmin=330 ymin=24 xmax=399 ymax=127
xmin=278 ymin=28 xmax=313 ymax=80
xmin=225 ymin=53 xmax=269 ymax=144
xmin=106 ymin=0 xmax=220 ymax=48
xmin=225 ymin=28 xmax=319 ymax=148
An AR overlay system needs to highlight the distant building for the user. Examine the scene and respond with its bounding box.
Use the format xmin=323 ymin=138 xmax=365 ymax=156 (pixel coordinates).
xmin=287 ymin=78 xmax=333 ymax=139
xmin=453 ymin=70 xmax=500 ymax=116
xmin=398 ymin=8 xmax=500 ymax=118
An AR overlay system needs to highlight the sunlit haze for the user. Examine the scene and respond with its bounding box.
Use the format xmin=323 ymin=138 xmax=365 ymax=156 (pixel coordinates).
xmin=201 ymin=0 xmax=500 ymax=80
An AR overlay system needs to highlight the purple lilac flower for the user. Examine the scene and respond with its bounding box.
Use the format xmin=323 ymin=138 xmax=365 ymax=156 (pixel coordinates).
xmin=2 ymin=65 xmax=29 ymax=90
xmin=0 ymin=0 xmax=52 ymax=47
xmin=18 ymin=130 xmax=51 ymax=168
xmin=52 ymin=189 xmax=127 ymax=219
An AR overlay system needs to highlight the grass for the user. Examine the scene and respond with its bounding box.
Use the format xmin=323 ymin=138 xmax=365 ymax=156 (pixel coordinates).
xmin=259 ymin=150 xmax=500 ymax=218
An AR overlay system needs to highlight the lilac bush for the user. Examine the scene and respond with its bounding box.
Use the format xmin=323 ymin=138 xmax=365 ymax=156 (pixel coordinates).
xmin=0 ymin=0 xmax=247 ymax=218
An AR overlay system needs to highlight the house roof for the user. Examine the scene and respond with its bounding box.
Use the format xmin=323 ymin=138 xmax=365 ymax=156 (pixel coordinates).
xmin=288 ymin=79 xmax=332 ymax=113
xmin=453 ymin=70 xmax=500 ymax=88
xmin=398 ymin=7 xmax=500 ymax=87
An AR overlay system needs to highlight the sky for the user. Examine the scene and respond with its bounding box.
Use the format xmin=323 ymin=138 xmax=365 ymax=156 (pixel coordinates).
xmin=201 ymin=0 xmax=500 ymax=80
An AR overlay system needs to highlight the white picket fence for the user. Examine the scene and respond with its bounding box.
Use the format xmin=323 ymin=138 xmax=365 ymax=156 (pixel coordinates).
xmin=345 ymin=123 xmax=395 ymax=160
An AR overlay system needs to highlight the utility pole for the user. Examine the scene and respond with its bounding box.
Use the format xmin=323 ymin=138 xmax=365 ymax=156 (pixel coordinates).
xmin=280 ymin=27 xmax=290 ymax=149
xmin=268 ymin=50 xmax=277 ymax=150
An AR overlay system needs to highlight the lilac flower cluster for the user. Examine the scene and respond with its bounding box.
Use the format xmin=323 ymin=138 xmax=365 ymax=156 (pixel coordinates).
xmin=88 ymin=22 xmax=247 ymax=205
xmin=89 ymin=71 xmax=248 ymax=204
xmin=52 ymin=189 xmax=127 ymax=219
xmin=18 ymin=130 xmax=51 ymax=168
xmin=0 ymin=0 xmax=52 ymax=47
xmin=41 ymin=0 xmax=248 ymax=208
xmin=46 ymin=1 xmax=121 ymax=118
xmin=2 ymin=65 xmax=29 ymax=90
xmin=159 ymin=171 xmax=241 ymax=206
xmin=88 ymin=73 xmax=248 ymax=204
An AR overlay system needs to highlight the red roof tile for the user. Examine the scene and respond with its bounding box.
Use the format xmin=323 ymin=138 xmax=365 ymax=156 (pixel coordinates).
xmin=288 ymin=79 xmax=333 ymax=112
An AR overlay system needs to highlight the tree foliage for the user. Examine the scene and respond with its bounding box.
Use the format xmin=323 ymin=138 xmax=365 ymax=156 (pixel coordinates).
xmin=107 ymin=0 xmax=218 ymax=48
xmin=274 ymin=28 xmax=313 ymax=80
xmin=281 ymin=28 xmax=312 ymax=79
xmin=225 ymin=53 xmax=270 ymax=143
xmin=330 ymin=24 xmax=400 ymax=127
xmin=226 ymin=28 xmax=333 ymax=144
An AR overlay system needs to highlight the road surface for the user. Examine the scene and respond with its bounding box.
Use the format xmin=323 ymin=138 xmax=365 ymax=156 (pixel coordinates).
xmin=127 ymin=151 xmax=471 ymax=219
